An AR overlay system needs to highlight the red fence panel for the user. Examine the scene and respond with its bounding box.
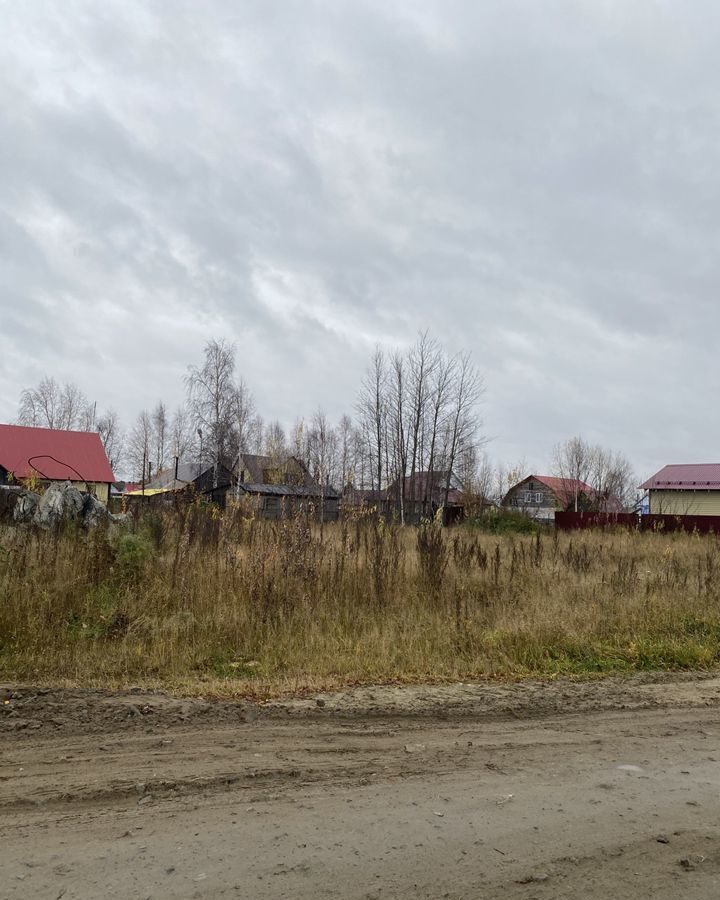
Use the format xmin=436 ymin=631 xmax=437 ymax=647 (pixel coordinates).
xmin=555 ymin=511 xmax=720 ymax=535
xmin=555 ymin=511 xmax=639 ymax=530
xmin=642 ymin=514 xmax=720 ymax=535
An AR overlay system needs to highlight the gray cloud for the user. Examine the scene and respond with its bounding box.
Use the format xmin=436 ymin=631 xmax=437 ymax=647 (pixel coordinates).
xmin=2 ymin=0 xmax=720 ymax=478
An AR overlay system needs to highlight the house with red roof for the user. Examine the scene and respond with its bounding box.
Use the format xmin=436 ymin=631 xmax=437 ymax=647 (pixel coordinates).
xmin=0 ymin=424 xmax=116 ymax=503
xmin=640 ymin=464 xmax=720 ymax=516
xmin=502 ymin=474 xmax=599 ymax=522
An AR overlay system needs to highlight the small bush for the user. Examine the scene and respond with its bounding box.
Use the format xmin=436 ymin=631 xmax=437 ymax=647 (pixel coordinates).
xmin=467 ymin=509 xmax=540 ymax=534
xmin=142 ymin=513 xmax=167 ymax=551
xmin=116 ymin=533 xmax=152 ymax=576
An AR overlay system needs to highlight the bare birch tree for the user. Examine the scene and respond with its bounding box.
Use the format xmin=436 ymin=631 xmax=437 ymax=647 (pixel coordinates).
xmin=337 ymin=414 xmax=354 ymax=489
xmin=151 ymin=402 xmax=169 ymax=473
xmin=170 ymin=406 xmax=193 ymax=461
xmin=354 ymin=335 xmax=486 ymax=518
xmin=356 ymin=347 xmax=387 ymax=491
xmin=185 ymin=339 xmax=238 ymax=472
xmin=263 ymin=420 xmax=287 ymax=462
xmin=290 ymin=418 xmax=309 ymax=469
xmin=18 ymin=376 xmax=61 ymax=428
xmin=551 ymin=436 xmax=594 ymax=512
xmin=18 ymin=377 xmax=94 ymax=431
xmin=309 ymin=409 xmax=335 ymax=528
xmin=127 ymin=410 xmax=152 ymax=484
xmin=352 ymin=425 xmax=370 ymax=490
xmin=96 ymin=410 xmax=124 ymax=473
xmin=387 ymin=351 xmax=408 ymax=522
xmin=233 ymin=379 xmax=256 ymax=459
xmin=552 ymin=436 xmax=635 ymax=512
xmin=18 ymin=376 xmax=124 ymax=474
xmin=247 ymin=415 xmax=264 ymax=455
xmin=441 ymin=353 xmax=485 ymax=506
xmin=589 ymin=445 xmax=635 ymax=510
xmin=406 ymin=332 xmax=437 ymax=504
xmin=423 ymin=350 xmax=455 ymax=511
xmin=185 ymin=339 xmax=257 ymax=482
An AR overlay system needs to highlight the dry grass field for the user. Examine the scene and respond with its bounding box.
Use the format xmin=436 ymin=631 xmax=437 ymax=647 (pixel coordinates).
xmin=2 ymin=504 xmax=720 ymax=696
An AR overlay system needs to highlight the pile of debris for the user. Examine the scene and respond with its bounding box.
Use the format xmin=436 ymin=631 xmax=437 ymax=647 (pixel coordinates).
xmin=0 ymin=481 xmax=129 ymax=529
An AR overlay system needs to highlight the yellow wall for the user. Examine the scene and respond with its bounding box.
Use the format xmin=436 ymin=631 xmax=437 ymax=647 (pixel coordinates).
xmin=40 ymin=480 xmax=110 ymax=504
xmin=649 ymin=490 xmax=720 ymax=516
xmin=89 ymin=482 xmax=110 ymax=504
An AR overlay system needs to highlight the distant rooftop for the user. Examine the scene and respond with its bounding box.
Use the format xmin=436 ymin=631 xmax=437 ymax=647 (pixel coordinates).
xmin=640 ymin=464 xmax=720 ymax=491
xmin=0 ymin=423 xmax=115 ymax=484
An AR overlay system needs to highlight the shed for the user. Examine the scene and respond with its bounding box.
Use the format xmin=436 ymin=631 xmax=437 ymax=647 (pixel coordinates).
xmin=237 ymin=482 xmax=341 ymax=521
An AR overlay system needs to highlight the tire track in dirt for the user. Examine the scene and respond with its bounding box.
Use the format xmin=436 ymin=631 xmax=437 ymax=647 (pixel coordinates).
xmin=3 ymin=675 xmax=720 ymax=899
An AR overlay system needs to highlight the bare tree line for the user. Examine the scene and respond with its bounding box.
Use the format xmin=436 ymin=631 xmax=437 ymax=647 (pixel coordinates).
xmin=355 ymin=333 xmax=485 ymax=520
xmin=551 ymin=436 xmax=636 ymax=512
xmin=14 ymin=336 xmax=487 ymax=495
xmin=14 ymin=338 xmax=635 ymax=513
xmin=17 ymin=377 xmax=124 ymax=472
xmin=469 ymin=440 xmax=637 ymax=513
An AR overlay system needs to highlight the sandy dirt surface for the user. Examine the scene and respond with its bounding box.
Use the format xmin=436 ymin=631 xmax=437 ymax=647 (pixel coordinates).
xmin=3 ymin=673 xmax=720 ymax=899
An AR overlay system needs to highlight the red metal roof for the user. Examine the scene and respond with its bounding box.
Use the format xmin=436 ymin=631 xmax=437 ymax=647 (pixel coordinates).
xmin=0 ymin=424 xmax=115 ymax=484
xmin=532 ymin=475 xmax=594 ymax=505
xmin=640 ymin=464 xmax=720 ymax=491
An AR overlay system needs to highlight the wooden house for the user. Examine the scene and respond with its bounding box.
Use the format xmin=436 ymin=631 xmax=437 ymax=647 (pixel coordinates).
xmin=502 ymin=474 xmax=595 ymax=522
xmin=237 ymin=482 xmax=341 ymax=521
xmin=235 ymin=453 xmax=340 ymax=520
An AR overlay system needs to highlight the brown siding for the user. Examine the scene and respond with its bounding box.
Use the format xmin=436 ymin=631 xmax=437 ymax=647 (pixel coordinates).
xmin=502 ymin=480 xmax=558 ymax=516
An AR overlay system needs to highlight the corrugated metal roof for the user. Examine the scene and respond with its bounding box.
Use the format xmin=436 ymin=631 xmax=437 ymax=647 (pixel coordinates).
xmin=533 ymin=475 xmax=594 ymax=501
xmin=146 ymin=461 xmax=201 ymax=491
xmin=0 ymin=423 xmax=115 ymax=483
xmin=640 ymin=464 xmax=720 ymax=491
xmin=239 ymin=482 xmax=340 ymax=498
xmin=343 ymin=487 xmax=387 ymax=503
xmin=237 ymin=453 xmax=317 ymax=488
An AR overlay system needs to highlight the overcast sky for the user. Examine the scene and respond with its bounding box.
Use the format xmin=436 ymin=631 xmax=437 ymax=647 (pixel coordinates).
xmin=1 ymin=1 xmax=718 ymax=479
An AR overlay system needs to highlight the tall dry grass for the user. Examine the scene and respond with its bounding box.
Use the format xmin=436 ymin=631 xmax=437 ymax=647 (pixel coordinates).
xmin=2 ymin=504 xmax=720 ymax=695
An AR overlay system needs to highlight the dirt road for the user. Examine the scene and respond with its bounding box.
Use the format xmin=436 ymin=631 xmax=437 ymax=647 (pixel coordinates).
xmin=3 ymin=674 xmax=720 ymax=899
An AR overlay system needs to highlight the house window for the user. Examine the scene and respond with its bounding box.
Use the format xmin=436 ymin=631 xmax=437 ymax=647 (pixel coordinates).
xmin=535 ymin=492 xmax=544 ymax=503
